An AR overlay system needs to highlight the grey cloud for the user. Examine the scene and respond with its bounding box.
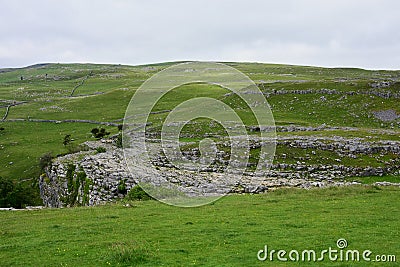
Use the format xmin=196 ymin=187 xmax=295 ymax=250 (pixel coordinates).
xmin=0 ymin=0 xmax=399 ymax=69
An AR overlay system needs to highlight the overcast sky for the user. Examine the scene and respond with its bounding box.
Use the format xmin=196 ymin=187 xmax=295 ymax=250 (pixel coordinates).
xmin=0 ymin=0 xmax=399 ymax=69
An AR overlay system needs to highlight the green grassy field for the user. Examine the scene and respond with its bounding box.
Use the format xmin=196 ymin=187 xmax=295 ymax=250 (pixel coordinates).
xmin=1 ymin=62 xmax=399 ymax=181
xmin=0 ymin=186 xmax=399 ymax=266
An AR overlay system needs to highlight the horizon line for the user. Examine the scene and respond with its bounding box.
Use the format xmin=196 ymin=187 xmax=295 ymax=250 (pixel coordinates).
xmin=1 ymin=60 xmax=399 ymax=72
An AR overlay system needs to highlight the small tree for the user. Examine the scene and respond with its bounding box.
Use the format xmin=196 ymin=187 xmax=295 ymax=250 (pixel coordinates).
xmin=63 ymin=134 xmax=72 ymax=146
xmin=91 ymin=127 xmax=110 ymax=139
xmin=91 ymin=128 xmax=99 ymax=136
xmin=99 ymin=128 xmax=110 ymax=138
xmin=39 ymin=152 xmax=53 ymax=171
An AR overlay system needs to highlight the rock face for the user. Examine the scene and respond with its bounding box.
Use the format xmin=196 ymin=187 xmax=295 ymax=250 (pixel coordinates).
xmin=39 ymin=133 xmax=400 ymax=207
xmin=39 ymin=141 xmax=135 ymax=207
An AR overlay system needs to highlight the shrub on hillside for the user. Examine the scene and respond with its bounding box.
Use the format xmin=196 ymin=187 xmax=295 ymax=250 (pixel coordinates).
xmin=39 ymin=152 xmax=53 ymax=171
xmin=118 ymin=179 xmax=127 ymax=195
xmin=96 ymin=146 xmax=107 ymax=153
xmin=116 ymin=133 xmax=123 ymax=148
xmin=63 ymin=134 xmax=72 ymax=146
xmin=91 ymin=127 xmax=110 ymax=139
xmin=0 ymin=177 xmax=39 ymax=208
xmin=125 ymin=185 xmax=153 ymax=201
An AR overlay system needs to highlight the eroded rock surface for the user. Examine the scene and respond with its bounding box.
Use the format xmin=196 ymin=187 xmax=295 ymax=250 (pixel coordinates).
xmin=39 ymin=133 xmax=400 ymax=207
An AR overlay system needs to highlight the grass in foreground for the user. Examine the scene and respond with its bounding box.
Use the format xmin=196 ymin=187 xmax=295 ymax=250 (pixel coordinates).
xmin=0 ymin=186 xmax=399 ymax=266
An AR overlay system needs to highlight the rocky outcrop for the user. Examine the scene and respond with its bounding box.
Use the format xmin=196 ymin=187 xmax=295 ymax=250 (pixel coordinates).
xmin=39 ymin=134 xmax=400 ymax=207
xmin=277 ymin=136 xmax=400 ymax=155
xmin=39 ymin=141 xmax=136 ymax=207
xmin=373 ymin=110 xmax=399 ymax=122
xmin=258 ymin=83 xmax=400 ymax=99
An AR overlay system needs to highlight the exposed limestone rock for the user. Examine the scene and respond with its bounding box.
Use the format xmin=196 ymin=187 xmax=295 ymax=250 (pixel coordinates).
xmin=258 ymin=85 xmax=400 ymax=99
xmin=39 ymin=134 xmax=400 ymax=207
xmin=373 ymin=110 xmax=399 ymax=122
xmin=39 ymin=142 xmax=135 ymax=207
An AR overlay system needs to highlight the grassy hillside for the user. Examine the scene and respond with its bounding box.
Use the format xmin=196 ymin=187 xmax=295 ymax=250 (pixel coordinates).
xmin=1 ymin=186 xmax=399 ymax=266
xmin=0 ymin=62 xmax=400 ymax=207
xmin=0 ymin=63 xmax=164 ymax=180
